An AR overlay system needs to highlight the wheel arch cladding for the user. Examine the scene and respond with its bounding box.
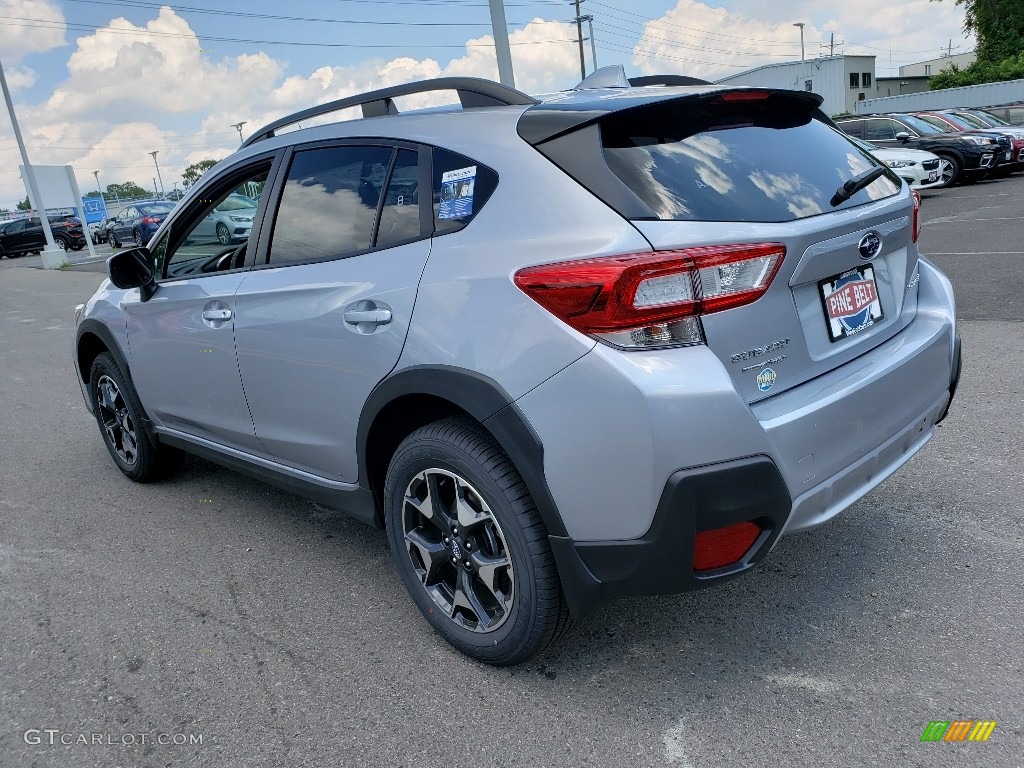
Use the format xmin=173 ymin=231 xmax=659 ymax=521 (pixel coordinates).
xmin=357 ymin=365 xmax=568 ymax=540
xmin=77 ymin=320 xmax=130 ymax=385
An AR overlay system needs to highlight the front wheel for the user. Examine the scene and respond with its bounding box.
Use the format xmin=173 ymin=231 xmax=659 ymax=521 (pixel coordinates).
xmin=937 ymin=154 xmax=961 ymax=186
xmin=216 ymin=223 xmax=231 ymax=245
xmin=384 ymin=417 xmax=571 ymax=665
xmin=109 ymin=231 xmax=120 ymax=248
xmin=89 ymin=352 xmax=183 ymax=482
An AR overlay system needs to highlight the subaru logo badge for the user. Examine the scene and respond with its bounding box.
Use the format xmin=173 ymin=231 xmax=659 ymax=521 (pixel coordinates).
xmin=858 ymin=231 xmax=882 ymax=260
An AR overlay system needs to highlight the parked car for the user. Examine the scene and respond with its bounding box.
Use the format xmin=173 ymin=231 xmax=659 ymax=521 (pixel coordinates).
xmin=74 ymin=71 xmax=960 ymax=664
xmin=88 ymin=221 xmax=107 ymax=244
xmin=835 ymin=113 xmax=1007 ymax=185
xmin=107 ymin=201 xmax=175 ymax=248
xmin=849 ymin=137 xmax=944 ymax=191
xmin=188 ymin=193 xmax=258 ymax=246
xmin=980 ymin=102 xmax=1024 ymax=126
xmin=911 ymin=111 xmax=1023 ymax=174
xmin=941 ymin=109 xmax=1024 ymax=171
xmin=0 ymin=214 xmax=86 ymax=258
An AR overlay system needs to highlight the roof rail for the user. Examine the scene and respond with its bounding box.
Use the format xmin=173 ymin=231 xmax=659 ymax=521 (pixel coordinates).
xmin=628 ymin=75 xmax=713 ymax=87
xmin=241 ymin=77 xmax=538 ymax=148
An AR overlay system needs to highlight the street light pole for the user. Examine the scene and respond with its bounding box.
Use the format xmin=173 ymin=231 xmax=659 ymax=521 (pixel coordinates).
xmin=1 ymin=57 xmax=59 ymax=261
xmin=93 ymin=170 xmax=102 ymax=198
xmin=148 ymin=150 xmax=165 ymax=197
xmin=793 ymin=22 xmax=806 ymax=63
xmin=231 ymin=121 xmax=247 ymax=144
xmin=487 ymin=0 xmax=515 ymax=88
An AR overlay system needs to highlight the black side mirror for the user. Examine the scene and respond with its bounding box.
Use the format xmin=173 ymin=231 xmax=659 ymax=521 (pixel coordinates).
xmin=108 ymin=247 xmax=157 ymax=302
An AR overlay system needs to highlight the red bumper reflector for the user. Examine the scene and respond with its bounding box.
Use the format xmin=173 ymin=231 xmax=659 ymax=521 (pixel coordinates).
xmin=693 ymin=521 xmax=762 ymax=572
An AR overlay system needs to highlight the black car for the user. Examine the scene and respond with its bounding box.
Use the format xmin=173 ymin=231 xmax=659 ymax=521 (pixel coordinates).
xmin=835 ymin=113 xmax=1010 ymax=186
xmin=0 ymin=215 xmax=87 ymax=258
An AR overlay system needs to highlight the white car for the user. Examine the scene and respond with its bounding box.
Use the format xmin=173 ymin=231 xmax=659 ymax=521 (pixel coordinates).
xmin=851 ymin=137 xmax=944 ymax=190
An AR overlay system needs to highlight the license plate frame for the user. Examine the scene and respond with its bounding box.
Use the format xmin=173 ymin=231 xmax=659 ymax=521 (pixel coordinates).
xmin=818 ymin=265 xmax=884 ymax=342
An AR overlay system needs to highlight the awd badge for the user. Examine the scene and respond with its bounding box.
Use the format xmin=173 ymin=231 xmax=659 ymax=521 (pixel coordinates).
xmin=756 ymin=367 xmax=777 ymax=392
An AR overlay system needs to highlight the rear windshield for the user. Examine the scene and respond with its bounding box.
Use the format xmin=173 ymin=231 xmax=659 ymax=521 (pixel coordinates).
xmin=601 ymin=96 xmax=900 ymax=222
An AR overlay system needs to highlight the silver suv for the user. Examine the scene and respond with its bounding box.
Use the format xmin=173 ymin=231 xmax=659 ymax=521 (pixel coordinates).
xmin=74 ymin=69 xmax=961 ymax=665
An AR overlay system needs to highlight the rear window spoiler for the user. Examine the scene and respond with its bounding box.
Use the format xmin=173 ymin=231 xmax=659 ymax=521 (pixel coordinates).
xmin=517 ymin=85 xmax=825 ymax=146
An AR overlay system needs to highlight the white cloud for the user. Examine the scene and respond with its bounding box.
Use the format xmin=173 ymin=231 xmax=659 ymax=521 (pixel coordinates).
xmin=630 ymin=0 xmax=973 ymax=80
xmin=4 ymin=66 xmax=38 ymax=90
xmin=0 ymin=0 xmax=66 ymax=63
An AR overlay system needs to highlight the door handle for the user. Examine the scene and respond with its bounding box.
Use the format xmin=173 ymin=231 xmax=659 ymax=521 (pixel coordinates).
xmin=202 ymin=308 xmax=232 ymax=321
xmin=344 ymin=308 xmax=392 ymax=325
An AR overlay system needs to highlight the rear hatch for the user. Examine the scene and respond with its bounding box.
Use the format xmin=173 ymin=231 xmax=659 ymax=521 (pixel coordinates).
xmin=519 ymin=86 xmax=920 ymax=402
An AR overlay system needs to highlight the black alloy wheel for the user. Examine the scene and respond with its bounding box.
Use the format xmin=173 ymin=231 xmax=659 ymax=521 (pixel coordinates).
xmin=89 ymin=352 xmax=183 ymax=482
xmin=384 ymin=417 xmax=572 ymax=665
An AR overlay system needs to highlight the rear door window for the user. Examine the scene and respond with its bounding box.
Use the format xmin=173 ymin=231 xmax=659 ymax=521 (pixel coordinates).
xmin=601 ymin=96 xmax=899 ymax=222
xmin=268 ymin=145 xmax=393 ymax=264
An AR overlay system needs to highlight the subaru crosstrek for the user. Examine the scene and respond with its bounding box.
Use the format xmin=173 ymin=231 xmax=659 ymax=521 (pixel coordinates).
xmin=74 ymin=69 xmax=961 ymax=665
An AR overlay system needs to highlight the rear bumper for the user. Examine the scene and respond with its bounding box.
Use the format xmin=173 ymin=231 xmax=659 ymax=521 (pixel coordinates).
xmin=521 ymin=259 xmax=958 ymax=617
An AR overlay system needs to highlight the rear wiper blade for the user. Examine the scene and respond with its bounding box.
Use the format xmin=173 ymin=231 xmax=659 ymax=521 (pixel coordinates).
xmin=830 ymin=166 xmax=886 ymax=207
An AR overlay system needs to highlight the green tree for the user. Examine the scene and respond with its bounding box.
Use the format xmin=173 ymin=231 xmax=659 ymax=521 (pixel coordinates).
xmin=181 ymin=159 xmax=220 ymax=188
xmin=105 ymin=181 xmax=150 ymax=200
xmin=16 ymin=195 xmax=31 ymax=211
xmin=931 ymin=0 xmax=1024 ymax=87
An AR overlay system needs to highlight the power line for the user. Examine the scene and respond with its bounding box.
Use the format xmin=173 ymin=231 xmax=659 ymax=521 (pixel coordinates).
xmin=61 ymin=0 xmax=565 ymax=27
xmin=0 ymin=16 xmax=577 ymax=47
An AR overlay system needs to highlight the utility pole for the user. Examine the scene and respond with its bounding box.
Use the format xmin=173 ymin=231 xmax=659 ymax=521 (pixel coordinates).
xmin=148 ymin=150 xmax=165 ymax=197
xmin=820 ymin=33 xmax=844 ymax=57
xmin=487 ymin=0 xmax=515 ymax=88
xmin=93 ymin=170 xmax=102 ymax=198
xmin=793 ymin=22 xmax=806 ymax=63
xmin=573 ymin=0 xmax=587 ymax=80
xmin=231 ymin=121 xmax=247 ymax=143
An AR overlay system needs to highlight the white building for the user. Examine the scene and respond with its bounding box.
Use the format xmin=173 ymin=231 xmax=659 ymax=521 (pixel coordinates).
xmin=715 ymin=55 xmax=877 ymax=117
xmin=899 ymin=52 xmax=976 ymax=77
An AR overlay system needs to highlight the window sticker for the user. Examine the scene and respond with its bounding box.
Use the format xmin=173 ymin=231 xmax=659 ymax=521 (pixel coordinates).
xmin=438 ymin=165 xmax=477 ymax=220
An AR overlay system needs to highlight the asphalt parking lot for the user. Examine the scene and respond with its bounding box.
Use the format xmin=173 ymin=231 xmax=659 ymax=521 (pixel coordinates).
xmin=1 ymin=175 xmax=1022 ymax=768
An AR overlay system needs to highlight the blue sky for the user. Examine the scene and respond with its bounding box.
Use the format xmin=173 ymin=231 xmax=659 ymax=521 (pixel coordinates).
xmin=1 ymin=0 xmax=974 ymax=209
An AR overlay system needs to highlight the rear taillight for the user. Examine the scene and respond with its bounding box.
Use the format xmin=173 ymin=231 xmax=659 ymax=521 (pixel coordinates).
xmin=514 ymin=243 xmax=784 ymax=350
xmin=141 ymin=216 xmax=160 ymax=225
xmin=911 ymin=190 xmax=921 ymax=243
xmin=693 ymin=521 xmax=762 ymax=572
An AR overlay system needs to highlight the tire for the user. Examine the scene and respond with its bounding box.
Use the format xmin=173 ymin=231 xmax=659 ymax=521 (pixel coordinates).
xmin=936 ymin=154 xmax=961 ymax=186
xmin=109 ymin=231 xmax=120 ymax=249
xmin=89 ymin=352 xmax=184 ymax=482
xmin=384 ymin=417 xmax=572 ymax=665
xmin=133 ymin=229 xmax=144 ymax=247
xmin=216 ymin=223 xmax=231 ymax=245
xmin=55 ymin=237 xmax=68 ymax=251
xmin=0 ymin=245 xmax=5 ymax=259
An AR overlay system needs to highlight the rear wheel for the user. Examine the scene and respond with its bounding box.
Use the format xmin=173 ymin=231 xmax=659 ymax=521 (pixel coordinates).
xmin=384 ymin=417 xmax=571 ymax=665
xmin=89 ymin=352 xmax=183 ymax=482
xmin=133 ymin=229 xmax=144 ymax=247
xmin=55 ymin=237 xmax=68 ymax=251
